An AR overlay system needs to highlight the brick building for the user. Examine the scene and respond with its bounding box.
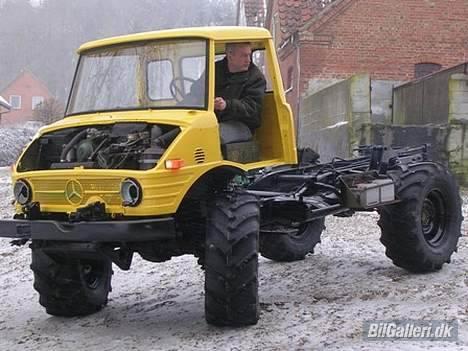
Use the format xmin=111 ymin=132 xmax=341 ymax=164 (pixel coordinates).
xmin=239 ymin=0 xmax=266 ymax=26
xmin=0 ymin=70 xmax=53 ymax=125
xmin=259 ymin=0 xmax=468 ymax=119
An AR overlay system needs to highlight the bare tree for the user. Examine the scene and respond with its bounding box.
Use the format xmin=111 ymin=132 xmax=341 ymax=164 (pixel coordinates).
xmin=32 ymin=97 xmax=64 ymax=125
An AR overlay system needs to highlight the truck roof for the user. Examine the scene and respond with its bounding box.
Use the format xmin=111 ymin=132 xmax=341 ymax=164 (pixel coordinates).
xmin=78 ymin=26 xmax=272 ymax=53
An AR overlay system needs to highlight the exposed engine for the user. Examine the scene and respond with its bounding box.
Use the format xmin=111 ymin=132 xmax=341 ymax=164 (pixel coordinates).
xmin=17 ymin=123 xmax=180 ymax=172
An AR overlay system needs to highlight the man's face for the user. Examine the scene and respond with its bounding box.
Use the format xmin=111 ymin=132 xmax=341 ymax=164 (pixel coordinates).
xmin=227 ymin=45 xmax=252 ymax=73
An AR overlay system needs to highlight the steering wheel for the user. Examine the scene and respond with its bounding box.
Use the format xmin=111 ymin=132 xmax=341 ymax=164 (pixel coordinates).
xmin=169 ymin=76 xmax=196 ymax=102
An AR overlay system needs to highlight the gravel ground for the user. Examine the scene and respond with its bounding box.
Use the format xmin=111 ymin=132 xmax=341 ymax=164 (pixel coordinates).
xmin=0 ymin=166 xmax=466 ymax=350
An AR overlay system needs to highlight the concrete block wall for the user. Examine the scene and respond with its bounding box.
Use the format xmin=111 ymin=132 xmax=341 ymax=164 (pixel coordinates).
xmin=299 ymin=72 xmax=468 ymax=185
xmin=349 ymin=74 xmax=371 ymax=151
xmin=298 ymin=78 xmax=351 ymax=161
xmin=371 ymin=80 xmax=403 ymax=124
xmin=448 ymin=74 xmax=468 ymax=185
xmin=447 ymin=122 xmax=468 ymax=184
xmin=298 ymin=74 xmax=370 ymax=161
xmin=449 ymin=74 xmax=468 ymax=122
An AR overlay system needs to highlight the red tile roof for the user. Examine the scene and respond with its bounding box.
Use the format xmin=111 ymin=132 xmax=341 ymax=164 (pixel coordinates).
xmin=276 ymin=0 xmax=342 ymax=41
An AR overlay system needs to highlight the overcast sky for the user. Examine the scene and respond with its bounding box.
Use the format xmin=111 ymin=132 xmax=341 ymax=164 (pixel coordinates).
xmin=29 ymin=0 xmax=42 ymax=7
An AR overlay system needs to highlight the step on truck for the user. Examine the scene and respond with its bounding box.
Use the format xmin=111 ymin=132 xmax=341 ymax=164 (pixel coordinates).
xmin=0 ymin=27 xmax=462 ymax=326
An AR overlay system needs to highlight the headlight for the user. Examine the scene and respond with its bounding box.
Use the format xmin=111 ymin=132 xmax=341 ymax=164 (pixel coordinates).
xmin=14 ymin=180 xmax=32 ymax=205
xmin=120 ymin=178 xmax=142 ymax=207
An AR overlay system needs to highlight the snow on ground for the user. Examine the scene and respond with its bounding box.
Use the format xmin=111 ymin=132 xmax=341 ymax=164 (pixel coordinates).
xmin=0 ymin=166 xmax=466 ymax=350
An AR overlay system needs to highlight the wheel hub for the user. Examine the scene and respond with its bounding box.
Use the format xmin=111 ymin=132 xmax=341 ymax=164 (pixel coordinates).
xmin=421 ymin=191 xmax=446 ymax=246
xmin=81 ymin=262 xmax=101 ymax=289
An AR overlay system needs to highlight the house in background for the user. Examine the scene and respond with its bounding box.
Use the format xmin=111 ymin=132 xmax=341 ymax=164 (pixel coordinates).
xmin=0 ymin=70 xmax=53 ymax=125
xmin=238 ymin=0 xmax=266 ymax=26
xmin=245 ymin=0 xmax=468 ymax=123
xmin=240 ymin=0 xmax=468 ymax=184
xmin=0 ymin=95 xmax=11 ymax=124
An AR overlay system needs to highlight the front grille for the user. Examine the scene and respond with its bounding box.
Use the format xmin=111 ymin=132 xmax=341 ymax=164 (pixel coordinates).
xmin=32 ymin=178 xmax=121 ymax=206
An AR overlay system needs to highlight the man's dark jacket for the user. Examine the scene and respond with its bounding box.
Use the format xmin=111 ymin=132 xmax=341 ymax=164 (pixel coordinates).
xmin=214 ymin=58 xmax=266 ymax=130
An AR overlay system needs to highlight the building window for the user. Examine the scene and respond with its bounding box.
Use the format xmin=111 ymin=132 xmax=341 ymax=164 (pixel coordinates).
xmin=32 ymin=96 xmax=45 ymax=109
xmin=9 ymin=95 xmax=21 ymax=109
xmin=414 ymin=63 xmax=442 ymax=79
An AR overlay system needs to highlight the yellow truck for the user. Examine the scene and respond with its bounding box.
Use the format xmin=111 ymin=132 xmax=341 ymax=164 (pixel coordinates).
xmin=0 ymin=27 xmax=462 ymax=326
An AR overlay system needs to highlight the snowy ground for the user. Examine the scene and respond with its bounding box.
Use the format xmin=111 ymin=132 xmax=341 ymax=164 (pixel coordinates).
xmin=0 ymin=166 xmax=466 ymax=350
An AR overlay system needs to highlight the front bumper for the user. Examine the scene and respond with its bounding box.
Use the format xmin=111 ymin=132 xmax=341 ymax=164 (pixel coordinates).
xmin=0 ymin=217 xmax=176 ymax=242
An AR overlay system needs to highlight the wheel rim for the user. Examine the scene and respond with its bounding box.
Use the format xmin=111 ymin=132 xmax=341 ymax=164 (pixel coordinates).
xmin=421 ymin=190 xmax=447 ymax=246
xmin=80 ymin=260 xmax=104 ymax=290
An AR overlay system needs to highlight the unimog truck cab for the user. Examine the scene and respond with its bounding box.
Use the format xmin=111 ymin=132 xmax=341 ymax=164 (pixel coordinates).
xmin=0 ymin=27 xmax=462 ymax=326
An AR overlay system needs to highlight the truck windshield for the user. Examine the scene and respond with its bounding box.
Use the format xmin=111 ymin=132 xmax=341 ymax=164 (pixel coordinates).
xmin=66 ymin=39 xmax=207 ymax=115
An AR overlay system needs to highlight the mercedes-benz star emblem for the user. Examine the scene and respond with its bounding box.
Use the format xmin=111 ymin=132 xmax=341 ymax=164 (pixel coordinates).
xmin=65 ymin=180 xmax=84 ymax=205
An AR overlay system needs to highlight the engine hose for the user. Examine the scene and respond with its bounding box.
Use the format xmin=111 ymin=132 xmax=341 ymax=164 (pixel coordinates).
xmin=155 ymin=128 xmax=179 ymax=148
xmin=60 ymin=129 xmax=88 ymax=162
xmin=88 ymin=137 xmax=109 ymax=161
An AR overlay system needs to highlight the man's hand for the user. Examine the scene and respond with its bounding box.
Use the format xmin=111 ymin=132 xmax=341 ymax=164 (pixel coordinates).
xmin=214 ymin=97 xmax=227 ymax=111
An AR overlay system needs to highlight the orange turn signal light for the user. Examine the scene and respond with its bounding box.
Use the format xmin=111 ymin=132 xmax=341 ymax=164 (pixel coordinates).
xmin=165 ymin=159 xmax=185 ymax=170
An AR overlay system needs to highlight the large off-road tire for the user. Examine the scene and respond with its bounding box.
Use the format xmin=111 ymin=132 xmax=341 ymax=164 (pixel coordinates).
xmin=31 ymin=247 xmax=112 ymax=316
xmin=378 ymin=163 xmax=462 ymax=272
xmin=204 ymin=191 xmax=260 ymax=326
xmin=259 ymin=202 xmax=325 ymax=262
